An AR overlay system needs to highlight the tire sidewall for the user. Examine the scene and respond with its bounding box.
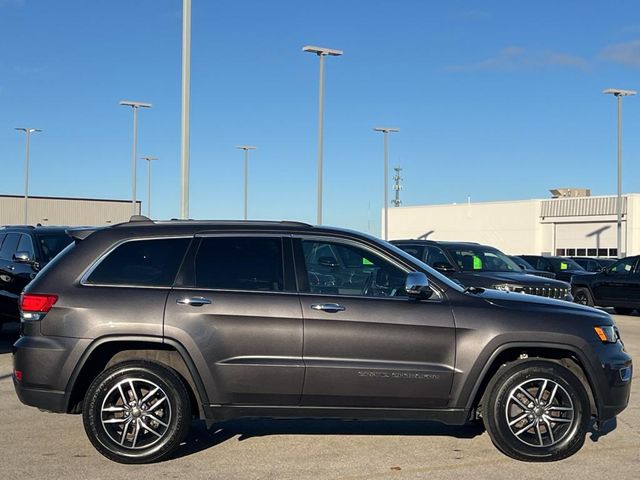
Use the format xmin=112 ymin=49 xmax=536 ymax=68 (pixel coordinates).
xmin=83 ymin=361 xmax=190 ymax=464
xmin=484 ymin=360 xmax=590 ymax=461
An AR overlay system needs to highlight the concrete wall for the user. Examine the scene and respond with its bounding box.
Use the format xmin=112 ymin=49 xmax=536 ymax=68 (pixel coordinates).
xmin=0 ymin=195 xmax=140 ymax=226
xmin=386 ymin=199 xmax=542 ymax=255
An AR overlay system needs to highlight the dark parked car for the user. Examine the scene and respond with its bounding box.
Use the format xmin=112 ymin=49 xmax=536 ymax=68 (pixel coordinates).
xmin=509 ymin=255 xmax=557 ymax=279
xmin=0 ymin=225 xmax=73 ymax=325
xmin=571 ymin=256 xmax=640 ymax=315
xmin=392 ymin=240 xmax=571 ymax=300
xmin=570 ymin=257 xmax=616 ymax=273
xmin=518 ymin=255 xmax=588 ymax=283
xmin=14 ymin=217 xmax=631 ymax=463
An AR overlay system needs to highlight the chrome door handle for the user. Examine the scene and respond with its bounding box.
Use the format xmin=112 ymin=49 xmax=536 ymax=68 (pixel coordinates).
xmin=176 ymin=296 xmax=212 ymax=307
xmin=311 ymin=303 xmax=346 ymax=313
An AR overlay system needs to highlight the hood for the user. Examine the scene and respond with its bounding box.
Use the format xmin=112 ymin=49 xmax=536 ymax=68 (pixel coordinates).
xmin=472 ymin=288 xmax=612 ymax=322
xmin=454 ymin=271 xmax=569 ymax=288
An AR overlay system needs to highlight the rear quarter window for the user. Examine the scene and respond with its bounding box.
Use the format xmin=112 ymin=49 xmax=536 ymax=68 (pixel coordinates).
xmin=85 ymin=238 xmax=191 ymax=287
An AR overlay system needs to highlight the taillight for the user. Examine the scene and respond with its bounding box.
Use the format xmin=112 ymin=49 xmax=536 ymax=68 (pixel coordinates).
xmin=20 ymin=294 xmax=58 ymax=318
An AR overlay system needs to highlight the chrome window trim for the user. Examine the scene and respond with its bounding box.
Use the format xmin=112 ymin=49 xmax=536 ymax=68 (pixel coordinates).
xmin=79 ymin=235 xmax=194 ymax=288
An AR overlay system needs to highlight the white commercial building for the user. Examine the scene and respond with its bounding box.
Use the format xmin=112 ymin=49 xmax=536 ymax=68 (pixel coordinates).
xmin=387 ymin=192 xmax=640 ymax=257
xmin=0 ymin=195 xmax=140 ymax=226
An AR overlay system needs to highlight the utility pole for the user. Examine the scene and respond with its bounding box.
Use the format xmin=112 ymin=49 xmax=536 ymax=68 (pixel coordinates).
xmin=392 ymin=166 xmax=403 ymax=207
xmin=15 ymin=127 xmax=42 ymax=224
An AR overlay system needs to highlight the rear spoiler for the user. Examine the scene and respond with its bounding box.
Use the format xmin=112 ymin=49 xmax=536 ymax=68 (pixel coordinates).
xmin=65 ymin=227 xmax=102 ymax=242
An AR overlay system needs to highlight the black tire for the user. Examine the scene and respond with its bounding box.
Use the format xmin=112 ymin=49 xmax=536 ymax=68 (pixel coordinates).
xmin=613 ymin=307 xmax=634 ymax=315
xmin=482 ymin=360 xmax=590 ymax=462
xmin=572 ymin=288 xmax=594 ymax=307
xmin=82 ymin=360 xmax=191 ymax=464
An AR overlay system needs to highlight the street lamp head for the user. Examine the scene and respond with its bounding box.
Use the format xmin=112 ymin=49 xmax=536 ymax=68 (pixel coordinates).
xmin=140 ymin=156 xmax=158 ymax=161
xmin=236 ymin=145 xmax=257 ymax=151
xmin=15 ymin=127 xmax=42 ymax=133
xmin=302 ymin=45 xmax=343 ymax=56
xmin=603 ymin=88 xmax=637 ymax=97
xmin=373 ymin=127 xmax=400 ymax=133
xmin=119 ymin=100 xmax=153 ymax=108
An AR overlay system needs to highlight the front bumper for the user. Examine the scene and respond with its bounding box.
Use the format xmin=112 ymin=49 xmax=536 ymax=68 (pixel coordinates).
xmin=590 ymin=341 xmax=633 ymax=421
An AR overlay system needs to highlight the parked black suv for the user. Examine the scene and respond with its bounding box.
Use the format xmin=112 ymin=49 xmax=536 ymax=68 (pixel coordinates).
xmin=392 ymin=240 xmax=571 ymax=300
xmin=571 ymin=256 xmax=640 ymax=315
xmin=13 ymin=218 xmax=632 ymax=463
xmin=570 ymin=257 xmax=616 ymax=273
xmin=518 ymin=255 xmax=588 ymax=283
xmin=0 ymin=225 xmax=73 ymax=325
xmin=509 ymin=256 xmax=557 ymax=279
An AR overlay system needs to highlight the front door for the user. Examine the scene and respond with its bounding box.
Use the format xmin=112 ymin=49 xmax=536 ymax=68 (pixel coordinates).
xmin=164 ymin=235 xmax=304 ymax=406
xmin=295 ymin=236 xmax=456 ymax=409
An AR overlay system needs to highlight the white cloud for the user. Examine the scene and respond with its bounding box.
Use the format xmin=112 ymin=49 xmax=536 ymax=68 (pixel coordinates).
xmin=444 ymin=46 xmax=588 ymax=72
xmin=600 ymin=40 xmax=640 ymax=68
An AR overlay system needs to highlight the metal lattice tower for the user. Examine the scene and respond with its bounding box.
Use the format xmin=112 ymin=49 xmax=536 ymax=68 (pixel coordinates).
xmin=392 ymin=166 xmax=403 ymax=207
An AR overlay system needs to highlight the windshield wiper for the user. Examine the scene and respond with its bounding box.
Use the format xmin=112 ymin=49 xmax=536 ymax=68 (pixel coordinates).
xmin=463 ymin=286 xmax=485 ymax=294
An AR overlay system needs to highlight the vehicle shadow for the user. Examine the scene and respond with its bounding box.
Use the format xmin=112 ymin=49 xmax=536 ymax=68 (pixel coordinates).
xmin=170 ymin=418 xmax=485 ymax=460
xmin=0 ymin=323 xmax=19 ymax=355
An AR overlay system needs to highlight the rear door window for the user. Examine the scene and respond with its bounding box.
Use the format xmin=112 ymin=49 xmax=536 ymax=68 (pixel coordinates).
xmin=85 ymin=238 xmax=191 ymax=287
xmin=193 ymin=237 xmax=284 ymax=292
xmin=17 ymin=235 xmax=35 ymax=259
xmin=37 ymin=234 xmax=74 ymax=263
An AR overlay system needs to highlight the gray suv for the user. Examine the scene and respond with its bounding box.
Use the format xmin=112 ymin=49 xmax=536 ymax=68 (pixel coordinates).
xmin=12 ymin=217 xmax=632 ymax=464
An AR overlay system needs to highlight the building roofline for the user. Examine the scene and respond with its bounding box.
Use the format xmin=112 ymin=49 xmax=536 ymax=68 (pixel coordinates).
xmin=0 ymin=194 xmax=141 ymax=204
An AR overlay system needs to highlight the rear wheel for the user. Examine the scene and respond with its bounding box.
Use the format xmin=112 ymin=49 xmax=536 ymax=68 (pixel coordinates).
xmin=613 ymin=307 xmax=634 ymax=315
xmin=82 ymin=361 xmax=191 ymax=464
xmin=483 ymin=360 xmax=590 ymax=462
xmin=572 ymin=288 xmax=594 ymax=307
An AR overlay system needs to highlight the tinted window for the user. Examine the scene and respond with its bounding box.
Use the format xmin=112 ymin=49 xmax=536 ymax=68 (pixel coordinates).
xmin=194 ymin=237 xmax=284 ymax=291
xmin=397 ymin=245 xmax=424 ymax=262
xmin=445 ymin=245 xmax=521 ymax=273
xmin=425 ymin=245 xmax=450 ymax=267
xmin=86 ymin=238 xmax=190 ymax=286
xmin=608 ymin=257 xmax=637 ymax=275
xmin=38 ymin=234 xmax=73 ymax=263
xmin=0 ymin=233 xmax=20 ymax=260
xmin=302 ymin=239 xmax=406 ymax=297
xmin=17 ymin=235 xmax=35 ymax=258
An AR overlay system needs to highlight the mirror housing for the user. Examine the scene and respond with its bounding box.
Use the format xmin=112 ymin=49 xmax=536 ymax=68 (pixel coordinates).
xmin=405 ymin=272 xmax=433 ymax=300
xmin=433 ymin=261 xmax=456 ymax=273
xmin=13 ymin=251 xmax=33 ymax=264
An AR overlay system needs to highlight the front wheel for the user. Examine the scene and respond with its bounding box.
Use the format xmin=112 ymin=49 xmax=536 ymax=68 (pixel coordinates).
xmin=482 ymin=360 xmax=590 ymax=462
xmin=572 ymin=288 xmax=594 ymax=307
xmin=82 ymin=361 xmax=191 ymax=464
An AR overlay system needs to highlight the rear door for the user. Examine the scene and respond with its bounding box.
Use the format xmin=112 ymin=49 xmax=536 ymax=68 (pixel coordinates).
xmin=295 ymin=235 xmax=455 ymax=409
xmin=593 ymin=257 xmax=640 ymax=305
xmin=164 ymin=234 xmax=304 ymax=406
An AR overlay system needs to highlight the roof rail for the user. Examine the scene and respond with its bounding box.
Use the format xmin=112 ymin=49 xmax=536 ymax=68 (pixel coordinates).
xmin=0 ymin=225 xmax=35 ymax=229
xmin=158 ymin=219 xmax=313 ymax=227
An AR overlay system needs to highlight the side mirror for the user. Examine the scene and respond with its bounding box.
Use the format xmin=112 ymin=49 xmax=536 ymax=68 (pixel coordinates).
xmin=13 ymin=251 xmax=33 ymax=264
xmin=318 ymin=256 xmax=339 ymax=268
xmin=433 ymin=262 xmax=456 ymax=273
xmin=405 ymin=272 xmax=433 ymax=300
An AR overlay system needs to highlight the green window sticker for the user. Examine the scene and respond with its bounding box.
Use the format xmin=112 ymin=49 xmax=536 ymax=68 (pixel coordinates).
xmin=560 ymin=262 xmax=568 ymax=270
xmin=473 ymin=256 xmax=482 ymax=270
xmin=362 ymin=257 xmax=373 ymax=266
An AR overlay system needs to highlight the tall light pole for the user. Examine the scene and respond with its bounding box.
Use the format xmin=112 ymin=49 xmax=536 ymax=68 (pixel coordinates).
xmin=140 ymin=156 xmax=158 ymax=218
xmin=180 ymin=0 xmax=192 ymax=219
xmin=374 ymin=127 xmax=399 ymax=241
xmin=15 ymin=127 xmax=42 ymax=224
xmin=236 ymin=146 xmax=256 ymax=220
xmin=303 ymin=45 xmax=343 ymax=225
xmin=603 ymin=88 xmax=636 ymax=258
xmin=120 ymin=100 xmax=152 ymax=216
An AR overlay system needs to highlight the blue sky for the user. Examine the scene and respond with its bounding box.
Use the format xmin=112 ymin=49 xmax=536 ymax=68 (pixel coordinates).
xmin=2 ymin=0 xmax=640 ymax=234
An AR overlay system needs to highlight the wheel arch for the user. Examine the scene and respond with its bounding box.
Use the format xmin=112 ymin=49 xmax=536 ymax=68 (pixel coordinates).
xmin=465 ymin=343 xmax=600 ymax=419
xmin=64 ymin=335 xmax=209 ymax=418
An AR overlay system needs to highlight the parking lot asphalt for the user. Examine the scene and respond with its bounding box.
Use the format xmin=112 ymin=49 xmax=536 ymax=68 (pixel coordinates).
xmin=1 ymin=314 xmax=639 ymax=480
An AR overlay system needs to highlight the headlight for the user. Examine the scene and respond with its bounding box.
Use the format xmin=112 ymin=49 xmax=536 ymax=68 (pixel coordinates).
xmin=494 ymin=284 xmax=518 ymax=292
xmin=594 ymin=325 xmax=618 ymax=343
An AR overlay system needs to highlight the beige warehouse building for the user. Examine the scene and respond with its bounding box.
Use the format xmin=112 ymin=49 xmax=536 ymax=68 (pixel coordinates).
xmin=0 ymin=195 xmax=140 ymax=226
xmin=387 ymin=191 xmax=640 ymax=258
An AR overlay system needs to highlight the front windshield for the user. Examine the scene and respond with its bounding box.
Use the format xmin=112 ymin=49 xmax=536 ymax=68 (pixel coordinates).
xmin=548 ymin=257 xmax=584 ymax=272
xmin=445 ymin=246 xmax=523 ymax=273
